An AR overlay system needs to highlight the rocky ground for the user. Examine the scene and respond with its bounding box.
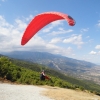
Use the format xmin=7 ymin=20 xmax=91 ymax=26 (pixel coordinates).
xmin=0 ymin=79 xmax=100 ymax=100
xmin=0 ymin=82 xmax=53 ymax=100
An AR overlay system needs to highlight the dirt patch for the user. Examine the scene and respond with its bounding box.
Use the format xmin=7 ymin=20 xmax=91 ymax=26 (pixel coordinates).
xmin=0 ymin=79 xmax=100 ymax=100
xmin=0 ymin=78 xmax=19 ymax=85
xmin=42 ymin=86 xmax=100 ymax=100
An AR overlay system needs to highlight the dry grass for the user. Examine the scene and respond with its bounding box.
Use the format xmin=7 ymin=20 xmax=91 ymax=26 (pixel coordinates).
xmin=1 ymin=78 xmax=100 ymax=100
xmin=42 ymin=86 xmax=100 ymax=100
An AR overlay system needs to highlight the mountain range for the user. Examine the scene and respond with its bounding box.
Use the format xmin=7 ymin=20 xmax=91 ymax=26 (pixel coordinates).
xmin=1 ymin=51 xmax=100 ymax=84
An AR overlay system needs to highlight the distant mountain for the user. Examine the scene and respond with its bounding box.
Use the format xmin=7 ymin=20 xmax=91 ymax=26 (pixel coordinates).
xmin=1 ymin=51 xmax=96 ymax=71
xmin=2 ymin=51 xmax=100 ymax=84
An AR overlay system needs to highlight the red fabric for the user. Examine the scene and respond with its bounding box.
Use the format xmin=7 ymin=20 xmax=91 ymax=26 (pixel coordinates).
xmin=45 ymin=76 xmax=50 ymax=80
xmin=21 ymin=12 xmax=75 ymax=45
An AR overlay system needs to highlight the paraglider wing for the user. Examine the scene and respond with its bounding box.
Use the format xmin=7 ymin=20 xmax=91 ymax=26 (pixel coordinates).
xmin=21 ymin=12 xmax=75 ymax=45
xmin=45 ymin=75 xmax=50 ymax=80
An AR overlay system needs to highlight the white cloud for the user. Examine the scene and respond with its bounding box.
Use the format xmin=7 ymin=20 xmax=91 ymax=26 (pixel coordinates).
xmin=81 ymin=28 xmax=89 ymax=32
xmin=15 ymin=19 xmax=27 ymax=31
xmin=51 ymin=20 xmax=64 ymax=26
xmin=63 ymin=34 xmax=84 ymax=48
xmin=86 ymin=36 xmax=90 ymax=38
xmin=24 ymin=15 xmax=33 ymax=22
xmin=45 ymin=44 xmax=73 ymax=56
xmin=98 ymin=51 xmax=100 ymax=55
xmin=42 ymin=20 xmax=64 ymax=33
xmin=42 ymin=20 xmax=73 ymax=35
xmin=42 ymin=26 xmax=53 ymax=33
xmin=0 ymin=15 xmax=28 ymax=52
xmin=96 ymin=20 xmax=100 ymax=27
xmin=0 ymin=15 xmax=74 ymax=56
xmin=0 ymin=15 xmax=10 ymax=27
xmin=42 ymin=20 xmax=73 ymax=36
xmin=95 ymin=45 xmax=100 ymax=50
xmin=89 ymin=51 xmax=97 ymax=55
xmin=50 ymin=29 xmax=73 ymax=35
xmin=49 ymin=37 xmax=62 ymax=44
xmin=22 ymin=36 xmax=74 ymax=56
xmin=88 ymin=39 xmax=94 ymax=43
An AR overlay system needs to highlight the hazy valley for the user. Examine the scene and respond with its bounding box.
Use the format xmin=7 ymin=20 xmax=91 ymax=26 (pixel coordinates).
xmin=2 ymin=51 xmax=100 ymax=85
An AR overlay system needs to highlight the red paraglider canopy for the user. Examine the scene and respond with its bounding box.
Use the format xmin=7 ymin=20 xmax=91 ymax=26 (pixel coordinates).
xmin=21 ymin=11 xmax=76 ymax=45
xmin=45 ymin=75 xmax=50 ymax=80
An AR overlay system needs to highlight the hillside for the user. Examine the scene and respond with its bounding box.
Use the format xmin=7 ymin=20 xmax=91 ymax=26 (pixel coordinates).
xmin=0 ymin=56 xmax=100 ymax=95
xmin=2 ymin=51 xmax=100 ymax=84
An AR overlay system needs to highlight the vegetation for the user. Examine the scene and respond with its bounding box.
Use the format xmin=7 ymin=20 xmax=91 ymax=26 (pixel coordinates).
xmin=0 ymin=56 xmax=100 ymax=96
xmin=0 ymin=57 xmax=76 ymax=87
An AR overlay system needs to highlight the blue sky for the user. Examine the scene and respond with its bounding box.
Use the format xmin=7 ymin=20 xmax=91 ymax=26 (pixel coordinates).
xmin=0 ymin=0 xmax=100 ymax=64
